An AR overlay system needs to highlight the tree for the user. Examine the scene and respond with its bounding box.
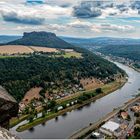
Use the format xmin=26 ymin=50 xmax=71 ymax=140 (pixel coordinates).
xmin=95 ymin=88 xmax=102 ymax=94
xmin=23 ymin=106 xmax=29 ymax=115
xmin=28 ymin=115 xmax=34 ymax=123
xmin=48 ymin=100 xmax=56 ymax=109
xmin=42 ymin=110 xmax=46 ymax=118
xmin=34 ymin=109 xmax=38 ymax=118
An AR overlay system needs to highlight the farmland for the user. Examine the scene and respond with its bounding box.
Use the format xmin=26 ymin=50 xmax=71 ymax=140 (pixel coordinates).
xmin=62 ymin=52 xmax=82 ymax=58
xmin=0 ymin=45 xmax=34 ymax=55
xmin=0 ymin=45 xmax=81 ymax=58
xmin=30 ymin=46 xmax=58 ymax=53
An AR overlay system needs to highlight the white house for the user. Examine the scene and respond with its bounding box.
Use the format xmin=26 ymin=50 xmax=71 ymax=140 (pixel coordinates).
xmin=99 ymin=121 xmax=120 ymax=136
xmin=57 ymin=106 xmax=63 ymax=111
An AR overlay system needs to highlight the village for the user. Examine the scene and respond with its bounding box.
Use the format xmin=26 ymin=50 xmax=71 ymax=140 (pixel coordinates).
xmin=95 ymin=51 xmax=140 ymax=73
xmin=89 ymin=97 xmax=140 ymax=139
xmin=18 ymin=76 xmax=105 ymax=115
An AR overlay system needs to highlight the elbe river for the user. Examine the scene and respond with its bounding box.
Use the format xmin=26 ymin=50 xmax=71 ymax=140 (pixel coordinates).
xmin=11 ymin=62 xmax=140 ymax=139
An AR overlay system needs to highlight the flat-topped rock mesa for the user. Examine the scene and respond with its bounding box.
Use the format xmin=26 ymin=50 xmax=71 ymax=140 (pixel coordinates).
xmin=7 ymin=31 xmax=74 ymax=49
xmin=0 ymin=86 xmax=18 ymax=129
xmin=23 ymin=31 xmax=56 ymax=38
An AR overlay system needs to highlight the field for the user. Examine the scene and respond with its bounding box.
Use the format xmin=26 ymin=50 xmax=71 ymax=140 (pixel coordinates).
xmin=0 ymin=45 xmax=34 ymax=55
xmin=80 ymin=78 xmax=104 ymax=90
xmin=62 ymin=52 xmax=82 ymax=58
xmin=22 ymin=87 xmax=42 ymax=105
xmin=0 ymin=45 xmax=81 ymax=58
xmin=30 ymin=46 xmax=58 ymax=52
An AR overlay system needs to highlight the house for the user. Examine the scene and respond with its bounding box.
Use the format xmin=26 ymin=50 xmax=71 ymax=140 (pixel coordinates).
xmin=71 ymin=101 xmax=74 ymax=105
xmin=120 ymin=124 xmax=128 ymax=130
xmin=121 ymin=111 xmax=129 ymax=120
xmin=131 ymin=105 xmax=140 ymax=112
xmin=56 ymin=95 xmax=61 ymax=99
xmin=19 ymin=102 xmax=25 ymax=111
xmin=74 ymin=100 xmax=78 ymax=103
xmin=57 ymin=106 xmax=63 ymax=111
xmin=99 ymin=121 xmax=120 ymax=136
xmin=66 ymin=103 xmax=70 ymax=107
xmin=91 ymin=132 xmax=101 ymax=138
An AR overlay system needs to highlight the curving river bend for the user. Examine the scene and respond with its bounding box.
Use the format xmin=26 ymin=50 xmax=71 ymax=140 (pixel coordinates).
xmin=11 ymin=62 xmax=140 ymax=139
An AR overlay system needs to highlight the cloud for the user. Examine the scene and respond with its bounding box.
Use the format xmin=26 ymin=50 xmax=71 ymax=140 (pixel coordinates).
xmin=95 ymin=24 xmax=135 ymax=33
xmin=73 ymin=1 xmax=102 ymax=18
xmin=72 ymin=1 xmax=140 ymax=19
xmin=67 ymin=20 xmax=135 ymax=33
xmin=131 ymin=1 xmax=140 ymax=10
xmin=68 ymin=20 xmax=91 ymax=28
xmin=14 ymin=24 xmax=66 ymax=33
xmin=1 ymin=11 xmax=45 ymax=25
xmin=0 ymin=1 xmax=71 ymax=25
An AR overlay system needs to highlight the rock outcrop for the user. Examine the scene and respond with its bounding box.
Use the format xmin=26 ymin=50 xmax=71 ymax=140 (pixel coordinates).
xmin=0 ymin=86 xmax=18 ymax=129
xmin=0 ymin=127 xmax=17 ymax=139
xmin=7 ymin=31 xmax=74 ymax=49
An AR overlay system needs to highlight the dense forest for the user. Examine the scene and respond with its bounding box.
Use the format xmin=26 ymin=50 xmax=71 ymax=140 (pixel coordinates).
xmin=97 ymin=45 xmax=140 ymax=61
xmin=0 ymin=48 xmax=124 ymax=102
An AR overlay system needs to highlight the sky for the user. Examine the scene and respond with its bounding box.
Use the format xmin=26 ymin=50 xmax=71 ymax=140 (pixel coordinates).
xmin=0 ymin=0 xmax=140 ymax=38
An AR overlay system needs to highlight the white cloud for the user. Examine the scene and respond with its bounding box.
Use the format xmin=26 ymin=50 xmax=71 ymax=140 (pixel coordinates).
xmin=0 ymin=1 xmax=72 ymax=24
xmin=0 ymin=0 xmax=139 ymax=38
xmin=68 ymin=20 xmax=92 ymax=28
xmin=93 ymin=24 xmax=135 ymax=33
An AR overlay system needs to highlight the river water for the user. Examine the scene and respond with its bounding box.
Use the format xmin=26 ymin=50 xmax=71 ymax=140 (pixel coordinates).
xmin=11 ymin=62 xmax=140 ymax=139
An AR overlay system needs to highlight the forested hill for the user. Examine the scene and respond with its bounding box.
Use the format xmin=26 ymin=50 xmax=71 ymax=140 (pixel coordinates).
xmin=97 ymin=45 xmax=140 ymax=61
xmin=61 ymin=36 xmax=140 ymax=49
xmin=0 ymin=35 xmax=21 ymax=44
xmin=0 ymin=31 xmax=125 ymax=102
xmin=61 ymin=36 xmax=140 ymax=62
xmin=7 ymin=31 xmax=74 ymax=49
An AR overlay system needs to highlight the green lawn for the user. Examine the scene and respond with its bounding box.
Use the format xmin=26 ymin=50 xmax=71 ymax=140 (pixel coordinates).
xmin=54 ymin=52 xmax=82 ymax=58
xmin=63 ymin=52 xmax=82 ymax=58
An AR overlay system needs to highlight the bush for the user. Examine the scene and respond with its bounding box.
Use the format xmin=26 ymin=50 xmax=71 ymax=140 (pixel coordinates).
xmin=95 ymin=88 xmax=102 ymax=94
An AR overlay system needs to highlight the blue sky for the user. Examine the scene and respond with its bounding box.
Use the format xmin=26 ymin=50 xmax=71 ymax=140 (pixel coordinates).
xmin=0 ymin=0 xmax=140 ymax=38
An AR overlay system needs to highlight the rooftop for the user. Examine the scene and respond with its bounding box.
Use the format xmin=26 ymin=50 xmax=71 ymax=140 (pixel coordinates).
xmin=101 ymin=121 xmax=120 ymax=132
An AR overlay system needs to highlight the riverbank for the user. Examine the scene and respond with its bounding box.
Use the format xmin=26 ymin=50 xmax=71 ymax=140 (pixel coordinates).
xmin=69 ymin=96 xmax=140 ymax=139
xmin=15 ymin=77 xmax=126 ymax=132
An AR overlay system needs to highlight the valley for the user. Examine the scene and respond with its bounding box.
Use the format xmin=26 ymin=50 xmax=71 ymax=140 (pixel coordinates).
xmin=1 ymin=0 xmax=140 ymax=139
xmin=10 ymin=62 xmax=140 ymax=139
xmin=0 ymin=32 xmax=126 ymax=135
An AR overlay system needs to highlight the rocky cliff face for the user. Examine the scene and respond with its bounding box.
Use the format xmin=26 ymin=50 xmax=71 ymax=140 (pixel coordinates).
xmin=0 ymin=127 xmax=17 ymax=139
xmin=0 ymin=86 xmax=18 ymax=129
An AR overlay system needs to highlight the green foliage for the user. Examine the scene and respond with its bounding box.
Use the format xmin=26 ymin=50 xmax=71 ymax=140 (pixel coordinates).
xmin=133 ymin=63 xmax=140 ymax=69
xmin=133 ymin=127 xmax=140 ymax=138
xmin=78 ymin=93 xmax=92 ymax=102
xmin=98 ymin=44 xmax=140 ymax=61
xmin=41 ymin=111 xmax=46 ymax=118
xmin=39 ymin=89 xmax=46 ymax=98
xmin=95 ymin=88 xmax=102 ymax=94
xmin=48 ymin=100 xmax=56 ymax=109
xmin=28 ymin=115 xmax=34 ymax=123
xmin=0 ymin=47 xmax=123 ymax=102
